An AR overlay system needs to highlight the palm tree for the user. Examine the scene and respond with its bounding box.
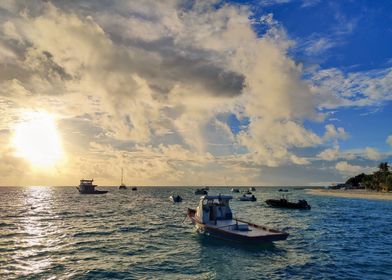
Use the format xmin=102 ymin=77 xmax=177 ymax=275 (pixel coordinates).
xmin=378 ymin=162 xmax=389 ymax=172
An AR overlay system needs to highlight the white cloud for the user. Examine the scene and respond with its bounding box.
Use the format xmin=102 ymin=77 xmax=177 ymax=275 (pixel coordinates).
xmin=317 ymin=146 xmax=340 ymax=161
xmin=323 ymin=124 xmax=348 ymax=141
xmin=312 ymin=67 xmax=392 ymax=109
xmin=0 ymin=0 xmax=370 ymax=185
xmin=335 ymin=161 xmax=363 ymax=176
xmin=387 ymin=135 xmax=392 ymax=147
xmin=363 ymin=147 xmax=381 ymax=161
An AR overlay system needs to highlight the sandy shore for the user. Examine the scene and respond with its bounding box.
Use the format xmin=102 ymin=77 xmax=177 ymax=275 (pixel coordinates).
xmin=307 ymin=188 xmax=392 ymax=201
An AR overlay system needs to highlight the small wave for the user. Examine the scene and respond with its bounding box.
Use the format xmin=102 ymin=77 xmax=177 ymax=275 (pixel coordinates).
xmin=73 ymin=231 xmax=115 ymax=237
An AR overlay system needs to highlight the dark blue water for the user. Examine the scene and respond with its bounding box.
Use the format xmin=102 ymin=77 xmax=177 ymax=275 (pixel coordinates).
xmin=1 ymin=187 xmax=392 ymax=279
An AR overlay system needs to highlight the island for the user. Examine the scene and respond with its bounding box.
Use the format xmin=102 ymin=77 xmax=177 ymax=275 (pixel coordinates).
xmin=309 ymin=162 xmax=392 ymax=201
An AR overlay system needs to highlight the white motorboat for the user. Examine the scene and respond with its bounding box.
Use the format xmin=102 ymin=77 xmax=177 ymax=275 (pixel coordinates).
xmin=187 ymin=195 xmax=288 ymax=243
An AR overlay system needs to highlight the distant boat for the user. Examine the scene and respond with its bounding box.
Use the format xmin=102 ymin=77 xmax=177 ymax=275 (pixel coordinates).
xmin=265 ymin=198 xmax=311 ymax=210
xmin=249 ymin=187 xmax=256 ymax=191
xmin=238 ymin=193 xmax=257 ymax=201
xmin=195 ymin=188 xmax=208 ymax=195
xmin=278 ymin=189 xmax=289 ymax=192
xmin=231 ymin=188 xmax=240 ymax=193
xmin=119 ymin=168 xmax=127 ymax=190
xmin=77 ymin=179 xmax=108 ymax=194
xmin=131 ymin=187 xmax=137 ymax=191
xmin=187 ymin=195 xmax=288 ymax=243
xmin=170 ymin=194 xmax=182 ymax=203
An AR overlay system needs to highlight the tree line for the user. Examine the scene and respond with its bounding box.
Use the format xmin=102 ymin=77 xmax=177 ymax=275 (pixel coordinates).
xmin=345 ymin=162 xmax=392 ymax=192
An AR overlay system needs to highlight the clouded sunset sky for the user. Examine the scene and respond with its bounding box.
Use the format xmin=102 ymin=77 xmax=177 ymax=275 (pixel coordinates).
xmin=1 ymin=0 xmax=392 ymax=186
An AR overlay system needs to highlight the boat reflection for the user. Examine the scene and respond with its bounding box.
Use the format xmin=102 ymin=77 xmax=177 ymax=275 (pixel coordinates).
xmin=195 ymin=233 xmax=279 ymax=252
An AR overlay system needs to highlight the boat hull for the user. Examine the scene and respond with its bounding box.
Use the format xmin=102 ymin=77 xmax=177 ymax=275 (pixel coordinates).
xmin=187 ymin=209 xmax=288 ymax=243
xmin=76 ymin=187 xmax=108 ymax=194
xmin=265 ymin=199 xmax=311 ymax=210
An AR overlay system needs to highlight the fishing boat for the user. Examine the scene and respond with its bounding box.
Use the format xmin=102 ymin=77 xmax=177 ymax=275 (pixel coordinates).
xmin=265 ymin=198 xmax=311 ymax=210
xmin=195 ymin=188 xmax=208 ymax=195
xmin=231 ymin=188 xmax=240 ymax=193
xmin=77 ymin=179 xmax=108 ymax=194
xmin=238 ymin=193 xmax=257 ymax=201
xmin=187 ymin=195 xmax=288 ymax=243
xmin=119 ymin=168 xmax=127 ymax=190
xmin=170 ymin=194 xmax=182 ymax=203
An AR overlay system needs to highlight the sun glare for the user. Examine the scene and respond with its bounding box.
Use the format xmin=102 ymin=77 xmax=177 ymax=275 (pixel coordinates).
xmin=12 ymin=111 xmax=64 ymax=168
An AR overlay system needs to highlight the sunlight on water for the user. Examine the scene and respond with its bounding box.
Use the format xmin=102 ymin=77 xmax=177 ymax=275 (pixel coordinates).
xmin=0 ymin=187 xmax=391 ymax=279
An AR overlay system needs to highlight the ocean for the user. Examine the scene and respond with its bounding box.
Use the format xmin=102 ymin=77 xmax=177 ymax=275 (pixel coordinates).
xmin=1 ymin=186 xmax=391 ymax=279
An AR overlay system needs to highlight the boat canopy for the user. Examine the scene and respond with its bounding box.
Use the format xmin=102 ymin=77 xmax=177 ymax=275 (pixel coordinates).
xmin=196 ymin=195 xmax=233 ymax=223
xmin=80 ymin=179 xmax=94 ymax=184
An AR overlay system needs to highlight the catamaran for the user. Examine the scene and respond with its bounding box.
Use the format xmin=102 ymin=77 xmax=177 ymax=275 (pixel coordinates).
xmin=187 ymin=195 xmax=288 ymax=243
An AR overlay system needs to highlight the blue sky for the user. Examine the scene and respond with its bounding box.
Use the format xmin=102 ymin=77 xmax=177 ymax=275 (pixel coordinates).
xmin=0 ymin=0 xmax=391 ymax=186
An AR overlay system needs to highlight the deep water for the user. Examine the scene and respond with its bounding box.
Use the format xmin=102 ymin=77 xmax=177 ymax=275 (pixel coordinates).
xmin=1 ymin=186 xmax=392 ymax=279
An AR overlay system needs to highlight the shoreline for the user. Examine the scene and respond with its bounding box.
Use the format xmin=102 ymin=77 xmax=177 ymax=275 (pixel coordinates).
xmin=307 ymin=188 xmax=392 ymax=201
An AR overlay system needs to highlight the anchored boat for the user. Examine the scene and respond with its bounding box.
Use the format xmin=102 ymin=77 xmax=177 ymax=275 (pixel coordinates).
xmin=195 ymin=188 xmax=208 ymax=195
xmin=119 ymin=168 xmax=127 ymax=190
xmin=170 ymin=194 xmax=183 ymax=203
xmin=187 ymin=195 xmax=288 ymax=243
xmin=265 ymin=198 xmax=311 ymax=210
xmin=77 ymin=179 xmax=108 ymax=194
xmin=238 ymin=193 xmax=257 ymax=201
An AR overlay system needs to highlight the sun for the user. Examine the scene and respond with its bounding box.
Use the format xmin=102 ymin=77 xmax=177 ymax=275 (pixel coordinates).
xmin=12 ymin=111 xmax=64 ymax=168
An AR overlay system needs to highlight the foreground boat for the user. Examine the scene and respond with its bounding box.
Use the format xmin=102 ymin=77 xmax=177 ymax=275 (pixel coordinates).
xmin=77 ymin=179 xmax=108 ymax=194
xmin=265 ymin=198 xmax=311 ymax=210
xmin=187 ymin=195 xmax=288 ymax=243
xmin=170 ymin=195 xmax=182 ymax=203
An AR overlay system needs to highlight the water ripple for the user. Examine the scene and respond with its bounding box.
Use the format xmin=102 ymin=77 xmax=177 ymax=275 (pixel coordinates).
xmin=0 ymin=186 xmax=392 ymax=279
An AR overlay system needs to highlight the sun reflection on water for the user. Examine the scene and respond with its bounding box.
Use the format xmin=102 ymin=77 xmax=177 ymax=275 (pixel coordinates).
xmin=12 ymin=186 xmax=58 ymax=276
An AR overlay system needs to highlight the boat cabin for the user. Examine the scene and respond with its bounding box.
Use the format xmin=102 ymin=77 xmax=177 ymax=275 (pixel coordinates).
xmin=79 ymin=179 xmax=97 ymax=192
xmin=195 ymin=195 xmax=234 ymax=224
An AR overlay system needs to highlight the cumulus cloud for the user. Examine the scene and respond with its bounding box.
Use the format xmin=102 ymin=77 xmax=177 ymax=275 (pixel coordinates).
xmin=0 ymin=0 xmax=371 ymax=185
xmin=387 ymin=135 xmax=392 ymax=147
xmin=363 ymin=147 xmax=381 ymax=161
xmin=335 ymin=161 xmax=363 ymax=176
xmin=317 ymin=146 xmax=340 ymax=161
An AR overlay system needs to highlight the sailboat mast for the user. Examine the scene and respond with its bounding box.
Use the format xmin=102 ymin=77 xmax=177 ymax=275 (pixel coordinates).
xmin=121 ymin=168 xmax=124 ymax=185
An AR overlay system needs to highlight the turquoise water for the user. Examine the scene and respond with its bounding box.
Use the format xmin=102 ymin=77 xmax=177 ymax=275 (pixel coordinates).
xmin=1 ymin=186 xmax=392 ymax=279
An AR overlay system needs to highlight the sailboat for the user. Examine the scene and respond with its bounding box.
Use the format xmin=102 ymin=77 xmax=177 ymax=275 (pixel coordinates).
xmin=119 ymin=168 xmax=127 ymax=190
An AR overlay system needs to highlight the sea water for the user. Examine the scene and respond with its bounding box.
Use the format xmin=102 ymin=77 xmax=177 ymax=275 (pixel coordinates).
xmin=1 ymin=186 xmax=392 ymax=279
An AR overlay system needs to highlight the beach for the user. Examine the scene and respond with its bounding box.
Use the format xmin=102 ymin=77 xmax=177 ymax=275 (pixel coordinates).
xmin=308 ymin=188 xmax=392 ymax=201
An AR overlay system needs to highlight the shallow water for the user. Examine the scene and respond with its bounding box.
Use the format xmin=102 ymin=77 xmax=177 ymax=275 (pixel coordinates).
xmin=1 ymin=186 xmax=391 ymax=279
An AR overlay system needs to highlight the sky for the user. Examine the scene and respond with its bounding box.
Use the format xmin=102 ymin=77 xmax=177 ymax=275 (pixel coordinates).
xmin=0 ymin=0 xmax=391 ymax=186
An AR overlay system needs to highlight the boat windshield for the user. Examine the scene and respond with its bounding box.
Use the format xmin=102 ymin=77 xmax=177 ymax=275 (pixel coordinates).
xmin=203 ymin=198 xmax=230 ymax=207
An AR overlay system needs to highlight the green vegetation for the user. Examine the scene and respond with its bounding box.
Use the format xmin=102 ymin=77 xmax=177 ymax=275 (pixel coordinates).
xmin=345 ymin=162 xmax=392 ymax=192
